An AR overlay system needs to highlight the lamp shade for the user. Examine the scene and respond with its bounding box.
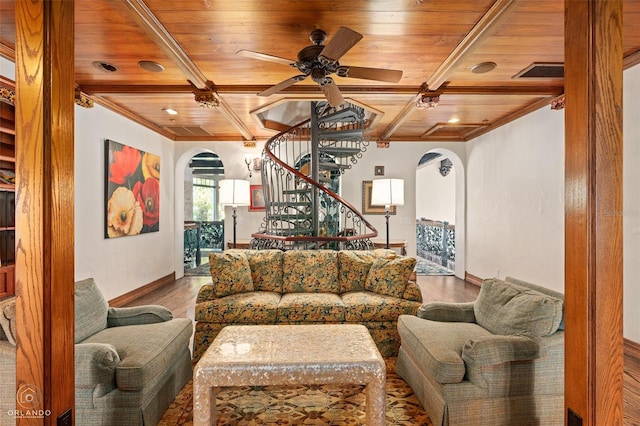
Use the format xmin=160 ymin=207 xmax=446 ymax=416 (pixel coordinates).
xmin=219 ymin=179 xmax=250 ymax=206
xmin=371 ymin=178 xmax=404 ymax=206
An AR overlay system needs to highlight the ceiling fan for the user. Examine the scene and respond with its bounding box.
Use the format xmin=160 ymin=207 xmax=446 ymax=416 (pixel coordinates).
xmin=237 ymin=27 xmax=403 ymax=107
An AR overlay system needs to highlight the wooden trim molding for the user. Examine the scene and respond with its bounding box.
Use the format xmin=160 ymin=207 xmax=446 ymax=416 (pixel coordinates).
xmin=625 ymin=338 xmax=640 ymax=361
xmin=109 ymin=272 xmax=176 ymax=307
xmin=464 ymin=272 xmax=483 ymax=287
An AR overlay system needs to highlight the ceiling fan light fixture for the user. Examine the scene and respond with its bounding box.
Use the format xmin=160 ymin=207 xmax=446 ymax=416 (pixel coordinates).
xmin=416 ymin=94 xmax=439 ymax=109
xmin=471 ymin=61 xmax=497 ymax=74
xmin=138 ymin=60 xmax=165 ymax=73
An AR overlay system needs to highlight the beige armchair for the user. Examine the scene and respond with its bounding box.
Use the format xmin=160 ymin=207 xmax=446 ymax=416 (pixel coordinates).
xmin=0 ymin=278 xmax=193 ymax=425
xmin=396 ymin=277 xmax=565 ymax=425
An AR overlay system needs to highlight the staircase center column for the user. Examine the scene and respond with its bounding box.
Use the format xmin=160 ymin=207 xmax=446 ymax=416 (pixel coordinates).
xmin=310 ymin=101 xmax=320 ymax=237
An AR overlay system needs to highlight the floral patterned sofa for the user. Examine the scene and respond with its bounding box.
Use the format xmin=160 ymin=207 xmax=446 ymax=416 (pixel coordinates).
xmin=193 ymin=249 xmax=422 ymax=361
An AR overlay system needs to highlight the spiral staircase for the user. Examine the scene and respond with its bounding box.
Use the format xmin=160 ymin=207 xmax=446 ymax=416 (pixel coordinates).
xmin=251 ymin=101 xmax=378 ymax=250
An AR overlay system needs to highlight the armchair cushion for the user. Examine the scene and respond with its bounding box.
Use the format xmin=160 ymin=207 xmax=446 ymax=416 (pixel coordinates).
xmin=417 ymin=301 xmax=476 ymax=323
xmin=0 ymin=297 xmax=16 ymax=345
xmin=208 ymin=250 xmax=254 ymax=298
xmin=365 ymin=256 xmax=416 ymax=298
xmin=397 ymin=314 xmax=492 ymax=384
xmin=75 ymin=278 xmax=109 ymax=343
xmin=107 ymin=305 xmax=173 ymax=327
xmin=474 ymin=278 xmax=563 ymax=336
xmin=83 ymin=318 xmax=193 ymax=391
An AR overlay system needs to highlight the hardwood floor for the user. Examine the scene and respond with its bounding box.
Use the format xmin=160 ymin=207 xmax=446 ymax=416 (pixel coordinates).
xmin=124 ymin=274 xmax=639 ymax=425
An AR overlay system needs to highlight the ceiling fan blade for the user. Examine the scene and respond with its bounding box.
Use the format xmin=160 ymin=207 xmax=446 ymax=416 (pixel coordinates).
xmin=341 ymin=65 xmax=403 ymax=83
xmin=237 ymin=49 xmax=295 ymax=66
xmin=321 ymin=80 xmax=345 ymax=108
xmin=319 ymin=26 xmax=363 ymax=62
xmin=258 ymin=75 xmax=307 ymax=97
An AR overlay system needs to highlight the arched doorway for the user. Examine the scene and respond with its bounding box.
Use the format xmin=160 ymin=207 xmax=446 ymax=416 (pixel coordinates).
xmin=415 ymin=149 xmax=465 ymax=279
xmin=174 ymin=148 xmax=224 ymax=278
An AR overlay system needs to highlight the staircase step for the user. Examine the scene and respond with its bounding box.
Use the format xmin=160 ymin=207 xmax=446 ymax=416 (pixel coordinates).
xmin=275 ymin=229 xmax=314 ymax=236
xmin=319 ymin=162 xmax=351 ymax=171
xmin=269 ymin=201 xmax=310 ymax=207
xmin=318 ymin=128 xmax=363 ymax=140
xmin=282 ymin=188 xmax=311 ymax=195
xmin=319 ymin=146 xmax=362 ymax=157
xmin=270 ymin=213 xmax=313 ymax=220
xmin=317 ymin=106 xmax=360 ymax=124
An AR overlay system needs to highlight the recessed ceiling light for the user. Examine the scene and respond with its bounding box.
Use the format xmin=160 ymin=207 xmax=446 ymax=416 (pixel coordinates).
xmin=138 ymin=61 xmax=165 ymax=73
xmin=163 ymin=108 xmax=178 ymax=115
xmin=471 ymin=62 xmax=497 ymax=74
xmin=92 ymin=61 xmax=118 ymax=72
xmin=448 ymin=118 xmax=460 ymax=123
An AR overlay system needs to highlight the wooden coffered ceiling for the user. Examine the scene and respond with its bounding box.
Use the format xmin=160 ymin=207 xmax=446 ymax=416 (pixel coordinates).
xmin=1 ymin=0 xmax=640 ymax=142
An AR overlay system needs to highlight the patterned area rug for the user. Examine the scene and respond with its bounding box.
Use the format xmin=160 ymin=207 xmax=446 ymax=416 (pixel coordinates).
xmin=158 ymin=358 xmax=431 ymax=425
xmin=415 ymin=257 xmax=454 ymax=276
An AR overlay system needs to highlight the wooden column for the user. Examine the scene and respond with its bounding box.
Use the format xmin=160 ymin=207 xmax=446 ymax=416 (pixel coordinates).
xmin=14 ymin=0 xmax=75 ymax=424
xmin=564 ymin=1 xmax=624 ymax=425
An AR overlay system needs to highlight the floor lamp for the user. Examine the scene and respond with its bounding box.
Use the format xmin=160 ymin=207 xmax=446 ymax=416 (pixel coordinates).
xmin=219 ymin=179 xmax=250 ymax=248
xmin=371 ymin=178 xmax=404 ymax=248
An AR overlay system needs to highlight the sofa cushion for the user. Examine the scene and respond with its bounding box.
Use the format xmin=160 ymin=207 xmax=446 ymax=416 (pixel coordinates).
xmin=245 ymin=249 xmax=284 ymax=293
xmin=342 ymin=291 xmax=420 ymax=322
xmin=397 ymin=314 xmax=492 ymax=384
xmin=364 ymin=256 xmax=416 ymax=298
xmin=195 ymin=291 xmax=280 ymax=324
xmin=75 ymin=278 xmax=109 ymax=343
xmin=208 ymin=250 xmax=254 ymax=298
xmin=283 ymin=250 xmax=339 ymax=293
xmin=0 ymin=297 xmax=16 ymax=345
xmin=277 ymin=293 xmax=345 ymax=322
xmin=337 ymin=250 xmax=397 ymax=293
xmin=83 ymin=317 xmax=193 ymax=391
xmin=474 ymin=279 xmax=564 ymax=336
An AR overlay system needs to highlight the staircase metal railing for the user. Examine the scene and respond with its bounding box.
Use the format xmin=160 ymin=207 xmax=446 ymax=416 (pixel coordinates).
xmin=251 ymin=102 xmax=377 ymax=250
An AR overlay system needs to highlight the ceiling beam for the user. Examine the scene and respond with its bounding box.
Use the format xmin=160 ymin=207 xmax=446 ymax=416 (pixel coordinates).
xmin=118 ymin=0 xmax=209 ymax=88
xmin=380 ymin=0 xmax=519 ymax=141
xmin=117 ymin=0 xmax=255 ymax=140
xmin=426 ymin=0 xmax=519 ymax=91
xmin=79 ymin=83 xmax=564 ymax=96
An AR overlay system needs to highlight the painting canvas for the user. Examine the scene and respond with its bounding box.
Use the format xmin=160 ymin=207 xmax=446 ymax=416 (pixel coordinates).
xmin=362 ymin=180 xmax=397 ymax=215
xmin=105 ymin=139 xmax=160 ymax=238
xmin=249 ymin=184 xmax=266 ymax=211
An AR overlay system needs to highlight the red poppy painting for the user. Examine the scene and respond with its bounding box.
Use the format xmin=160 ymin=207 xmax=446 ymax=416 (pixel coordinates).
xmin=105 ymin=139 xmax=160 ymax=238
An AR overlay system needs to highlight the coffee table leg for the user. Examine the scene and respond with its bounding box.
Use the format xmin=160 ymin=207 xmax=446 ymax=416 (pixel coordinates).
xmin=365 ymin=378 xmax=386 ymax=426
xmin=194 ymin=380 xmax=217 ymax=426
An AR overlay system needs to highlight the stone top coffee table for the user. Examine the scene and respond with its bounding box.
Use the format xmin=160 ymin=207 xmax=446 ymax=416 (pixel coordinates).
xmin=193 ymin=323 xmax=386 ymax=425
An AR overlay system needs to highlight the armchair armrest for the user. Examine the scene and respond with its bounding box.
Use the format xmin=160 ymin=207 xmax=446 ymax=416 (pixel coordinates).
xmin=107 ymin=305 xmax=173 ymax=327
xmin=75 ymin=343 xmax=120 ymax=397
xmin=417 ymin=301 xmax=476 ymax=322
xmin=462 ymin=334 xmax=541 ymax=366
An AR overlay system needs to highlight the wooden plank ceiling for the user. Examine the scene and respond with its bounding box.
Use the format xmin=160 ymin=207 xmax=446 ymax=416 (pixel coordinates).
xmin=1 ymin=0 xmax=640 ymax=142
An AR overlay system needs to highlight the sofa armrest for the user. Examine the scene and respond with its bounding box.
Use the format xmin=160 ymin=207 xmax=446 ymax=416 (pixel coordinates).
xmin=402 ymin=281 xmax=423 ymax=302
xmin=75 ymin=343 xmax=120 ymax=397
xmin=417 ymin=301 xmax=476 ymax=322
xmin=196 ymin=284 xmax=216 ymax=303
xmin=107 ymin=305 xmax=172 ymax=327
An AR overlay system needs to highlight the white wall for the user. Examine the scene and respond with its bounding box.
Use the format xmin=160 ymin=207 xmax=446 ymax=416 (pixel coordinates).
xmin=465 ymin=106 xmax=565 ymax=291
xmin=416 ymin=160 xmax=456 ymax=224
xmin=623 ymin=64 xmax=640 ymax=343
xmin=74 ymin=103 xmax=175 ymax=300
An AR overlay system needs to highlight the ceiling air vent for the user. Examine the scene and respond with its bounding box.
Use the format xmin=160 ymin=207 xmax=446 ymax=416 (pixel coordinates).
xmin=513 ymin=63 xmax=564 ymax=79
